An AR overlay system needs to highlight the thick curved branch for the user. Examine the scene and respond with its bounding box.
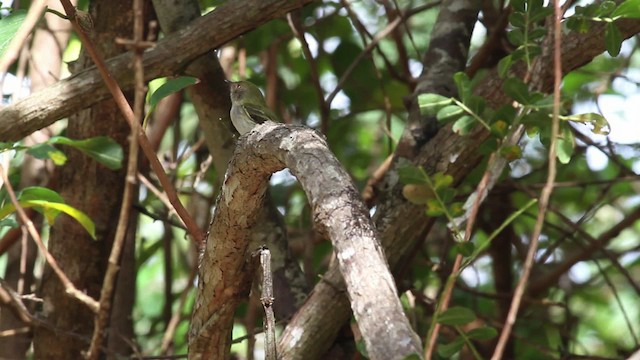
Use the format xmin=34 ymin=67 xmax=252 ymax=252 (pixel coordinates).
xmin=189 ymin=123 xmax=421 ymax=360
xmin=0 ymin=0 xmax=313 ymax=141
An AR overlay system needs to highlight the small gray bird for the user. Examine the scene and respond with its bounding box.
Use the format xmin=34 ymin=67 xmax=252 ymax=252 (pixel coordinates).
xmin=229 ymin=81 xmax=279 ymax=135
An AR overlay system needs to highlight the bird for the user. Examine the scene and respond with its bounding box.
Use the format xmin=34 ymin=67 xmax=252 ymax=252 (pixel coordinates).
xmin=229 ymin=81 xmax=279 ymax=135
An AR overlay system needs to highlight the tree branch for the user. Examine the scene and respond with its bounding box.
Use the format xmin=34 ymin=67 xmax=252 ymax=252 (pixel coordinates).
xmin=189 ymin=123 xmax=421 ymax=360
xmin=0 ymin=0 xmax=314 ymax=141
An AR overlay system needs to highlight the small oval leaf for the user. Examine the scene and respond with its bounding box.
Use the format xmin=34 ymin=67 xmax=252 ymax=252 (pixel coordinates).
xmin=438 ymin=306 xmax=476 ymax=326
xmin=466 ymin=326 xmax=499 ymax=340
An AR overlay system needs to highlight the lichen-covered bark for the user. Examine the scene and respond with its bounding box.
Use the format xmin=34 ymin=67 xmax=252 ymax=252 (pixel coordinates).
xmin=189 ymin=123 xmax=421 ymax=360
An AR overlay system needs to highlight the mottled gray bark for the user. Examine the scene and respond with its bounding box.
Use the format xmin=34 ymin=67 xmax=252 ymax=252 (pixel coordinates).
xmin=189 ymin=123 xmax=421 ymax=360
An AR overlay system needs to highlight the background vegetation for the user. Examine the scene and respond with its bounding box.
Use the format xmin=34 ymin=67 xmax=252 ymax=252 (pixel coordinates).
xmin=0 ymin=0 xmax=639 ymax=358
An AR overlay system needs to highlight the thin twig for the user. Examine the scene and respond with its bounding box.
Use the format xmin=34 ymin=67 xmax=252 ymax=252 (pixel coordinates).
xmin=491 ymin=0 xmax=563 ymax=356
xmin=138 ymin=173 xmax=181 ymax=223
xmin=85 ymin=0 xmax=145 ymax=357
xmin=0 ymin=278 xmax=33 ymax=325
xmin=286 ymin=12 xmax=329 ymax=133
xmin=255 ymin=247 xmax=277 ymax=360
xmin=424 ymin=160 xmax=493 ymax=358
xmin=57 ymin=0 xmax=204 ymax=245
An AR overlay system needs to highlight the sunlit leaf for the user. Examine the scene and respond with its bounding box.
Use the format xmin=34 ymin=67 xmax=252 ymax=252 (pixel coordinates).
xmin=452 ymin=115 xmax=475 ymax=135
xmin=432 ymin=172 xmax=453 ymax=189
xmin=23 ymin=200 xmax=96 ymax=239
xmin=437 ymin=105 xmax=465 ymax=122
xmin=556 ymin=124 xmax=575 ymax=164
xmin=149 ymin=76 xmax=199 ymax=107
xmin=612 ymin=0 xmax=640 ymax=19
xmin=0 ymin=10 xmax=27 ymax=57
xmin=49 ymin=136 xmax=123 ymax=170
xmin=453 ymin=72 xmax=471 ymax=102
xmin=0 ymin=187 xmax=95 ymax=239
xmin=561 ymin=112 xmax=610 ymax=135
xmin=27 ymin=144 xmax=67 ymax=165
xmin=418 ymin=93 xmax=452 ymax=116
xmin=426 ymin=199 xmax=445 ymax=216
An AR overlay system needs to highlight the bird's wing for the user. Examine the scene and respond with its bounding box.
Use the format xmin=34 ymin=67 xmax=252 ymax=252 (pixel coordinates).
xmin=244 ymin=103 xmax=276 ymax=124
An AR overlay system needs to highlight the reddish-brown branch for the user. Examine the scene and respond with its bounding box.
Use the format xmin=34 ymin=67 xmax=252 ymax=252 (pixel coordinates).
xmin=57 ymin=0 xmax=204 ymax=244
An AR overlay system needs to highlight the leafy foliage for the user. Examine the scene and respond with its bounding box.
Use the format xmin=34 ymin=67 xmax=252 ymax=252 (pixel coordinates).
xmin=1 ymin=0 xmax=640 ymax=358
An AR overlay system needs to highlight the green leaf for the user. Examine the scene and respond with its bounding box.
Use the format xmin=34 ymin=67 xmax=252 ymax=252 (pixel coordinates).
xmin=596 ymin=0 xmax=617 ymax=16
xmin=556 ymin=124 xmax=575 ymax=164
xmin=561 ymin=113 xmax=610 ymax=135
xmin=491 ymin=120 xmax=509 ymax=137
xmin=604 ymin=23 xmax=622 ymax=57
xmin=426 ymin=199 xmax=445 ymax=217
xmin=500 ymin=144 xmax=523 ymax=161
xmin=27 ymin=144 xmax=68 ymax=165
xmin=466 ymin=326 xmax=499 ymax=340
xmin=0 ymin=187 xmax=66 ymax=223
xmin=149 ymin=76 xmax=199 ymax=107
xmin=418 ymin=93 xmax=452 ymax=116
xmin=403 ymin=184 xmax=433 ymax=205
xmin=529 ymin=28 xmax=547 ymax=40
xmin=452 ymin=115 xmax=475 ymax=135
xmin=0 ymin=217 xmax=19 ymax=229
xmin=19 ymin=187 xmax=65 ymax=203
xmin=454 ymin=242 xmax=475 ymax=257
xmin=0 ymin=187 xmax=95 ymax=239
xmin=24 ymin=200 xmax=96 ymax=239
xmin=355 ymin=338 xmax=368 ymax=358
xmin=438 ymin=306 xmax=477 ymax=326
xmin=497 ymin=55 xmax=513 ymax=77
xmin=453 ymin=72 xmax=471 ymax=102
xmin=530 ymin=6 xmax=553 ymax=23
xmin=437 ymin=187 xmax=456 ymax=204
xmin=437 ymin=336 xmax=465 ymax=358
xmin=0 ymin=10 xmax=27 ymax=57
xmin=507 ymin=29 xmax=524 ymax=46
xmin=509 ymin=12 xmax=525 ymax=28
xmin=49 ymin=136 xmax=123 ymax=170
xmin=448 ymin=202 xmax=464 ymax=217
xmin=612 ymin=0 xmax=640 ymax=19
xmin=432 ymin=172 xmax=453 ymax=189
xmin=398 ymin=166 xmax=428 ymax=185
xmin=529 ymin=0 xmax=544 ymax=12
xmin=502 ymin=78 xmax=531 ymax=104
xmin=437 ymin=105 xmax=465 ymax=122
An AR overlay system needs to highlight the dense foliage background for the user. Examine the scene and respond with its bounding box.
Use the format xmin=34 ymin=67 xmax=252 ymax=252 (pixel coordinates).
xmin=1 ymin=0 xmax=639 ymax=358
